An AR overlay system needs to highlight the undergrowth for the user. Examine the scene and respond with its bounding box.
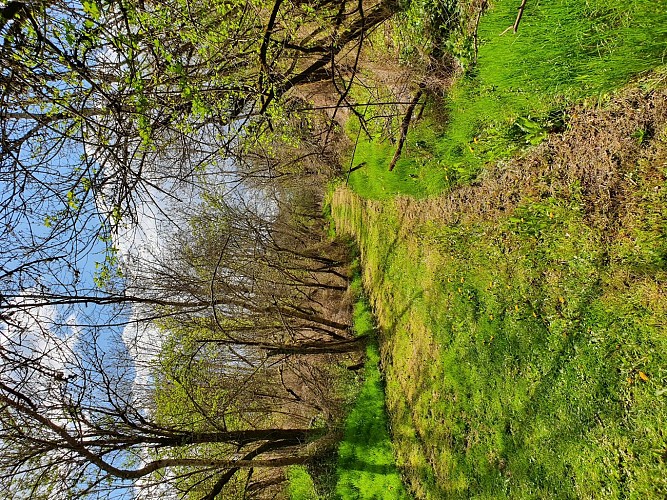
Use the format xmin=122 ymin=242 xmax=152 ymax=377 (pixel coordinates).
xmin=334 ymin=292 xmax=409 ymax=499
xmin=287 ymin=466 xmax=320 ymax=500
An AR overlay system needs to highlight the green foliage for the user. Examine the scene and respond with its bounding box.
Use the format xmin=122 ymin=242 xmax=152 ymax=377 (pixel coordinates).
xmin=93 ymin=246 xmax=123 ymax=288
xmin=153 ymin=328 xmax=230 ymax=430
xmin=435 ymin=0 xmax=667 ymax=185
xmin=394 ymin=0 xmax=465 ymax=64
xmin=149 ymin=323 xmax=255 ymax=498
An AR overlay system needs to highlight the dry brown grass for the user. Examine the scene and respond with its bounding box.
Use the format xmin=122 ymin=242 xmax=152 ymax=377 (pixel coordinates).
xmin=390 ymin=88 xmax=667 ymax=235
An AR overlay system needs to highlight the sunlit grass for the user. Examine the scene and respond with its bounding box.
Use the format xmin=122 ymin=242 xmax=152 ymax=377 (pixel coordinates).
xmin=332 ymin=143 xmax=667 ymax=497
xmin=332 ymin=1 xmax=667 ymax=497
xmin=347 ymin=0 xmax=667 ymax=199
xmin=343 ymin=113 xmax=452 ymax=200
xmin=286 ymin=275 xmax=408 ymax=499
xmin=334 ymin=292 xmax=409 ymax=499
xmin=287 ymin=466 xmax=320 ymax=500
xmin=435 ymin=0 xmax=667 ymax=180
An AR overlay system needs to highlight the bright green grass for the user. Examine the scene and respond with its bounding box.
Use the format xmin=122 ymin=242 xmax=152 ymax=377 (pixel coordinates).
xmin=334 ymin=2 xmax=667 ymax=497
xmin=288 ymin=466 xmax=321 ymax=500
xmin=437 ymin=0 xmax=667 ymax=177
xmin=344 ymin=114 xmax=452 ymax=200
xmin=334 ymin=295 xmax=409 ymax=499
xmin=331 ymin=157 xmax=667 ymax=498
xmin=285 ymin=278 xmax=409 ymax=499
xmin=347 ymin=0 xmax=667 ymax=198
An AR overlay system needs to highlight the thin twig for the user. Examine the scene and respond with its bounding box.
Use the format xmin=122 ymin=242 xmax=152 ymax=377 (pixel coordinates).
xmin=473 ymin=0 xmax=488 ymax=62
xmin=513 ymin=0 xmax=527 ymax=32
xmin=501 ymin=0 xmax=527 ymax=35
xmin=346 ymin=104 xmax=368 ymax=184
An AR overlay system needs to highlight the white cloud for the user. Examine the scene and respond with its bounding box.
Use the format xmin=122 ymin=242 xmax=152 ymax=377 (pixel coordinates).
xmin=0 ymin=295 xmax=80 ymax=385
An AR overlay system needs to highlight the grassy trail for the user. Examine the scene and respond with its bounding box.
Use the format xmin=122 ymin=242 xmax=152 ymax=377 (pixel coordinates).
xmin=331 ymin=88 xmax=667 ymax=497
xmin=334 ymin=296 xmax=409 ymax=499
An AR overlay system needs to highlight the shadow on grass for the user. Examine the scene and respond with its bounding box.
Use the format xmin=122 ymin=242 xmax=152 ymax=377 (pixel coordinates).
xmin=335 ymin=295 xmax=409 ymax=499
xmin=467 ymin=301 xmax=622 ymax=497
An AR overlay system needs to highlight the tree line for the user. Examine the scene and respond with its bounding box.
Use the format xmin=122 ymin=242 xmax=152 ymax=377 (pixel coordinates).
xmin=0 ymin=0 xmax=401 ymax=497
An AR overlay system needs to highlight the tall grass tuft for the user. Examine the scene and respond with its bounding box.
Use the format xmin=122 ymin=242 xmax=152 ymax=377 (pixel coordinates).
xmin=436 ymin=0 xmax=667 ymax=179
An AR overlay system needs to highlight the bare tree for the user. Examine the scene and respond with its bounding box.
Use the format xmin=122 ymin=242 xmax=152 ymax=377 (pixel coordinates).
xmin=0 ymin=0 xmax=398 ymax=496
xmin=0 ymin=306 xmax=337 ymax=499
xmin=1 ymin=0 xmax=399 ymax=292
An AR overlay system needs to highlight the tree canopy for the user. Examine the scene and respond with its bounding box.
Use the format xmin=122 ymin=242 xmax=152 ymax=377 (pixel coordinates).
xmin=0 ymin=0 xmax=399 ymax=496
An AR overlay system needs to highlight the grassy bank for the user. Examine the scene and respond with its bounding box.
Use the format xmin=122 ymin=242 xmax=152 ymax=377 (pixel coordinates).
xmin=347 ymin=0 xmax=667 ymax=199
xmin=332 ymin=83 xmax=667 ymax=497
xmin=328 ymin=1 xmax=667 ymax=497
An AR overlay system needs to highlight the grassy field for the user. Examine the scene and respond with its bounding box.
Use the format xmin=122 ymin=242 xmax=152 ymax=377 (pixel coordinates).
xmin=330 ymin=0 xmax=667 ymax=497
xmin=332 ymin=111 xmax=667 ymax=496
